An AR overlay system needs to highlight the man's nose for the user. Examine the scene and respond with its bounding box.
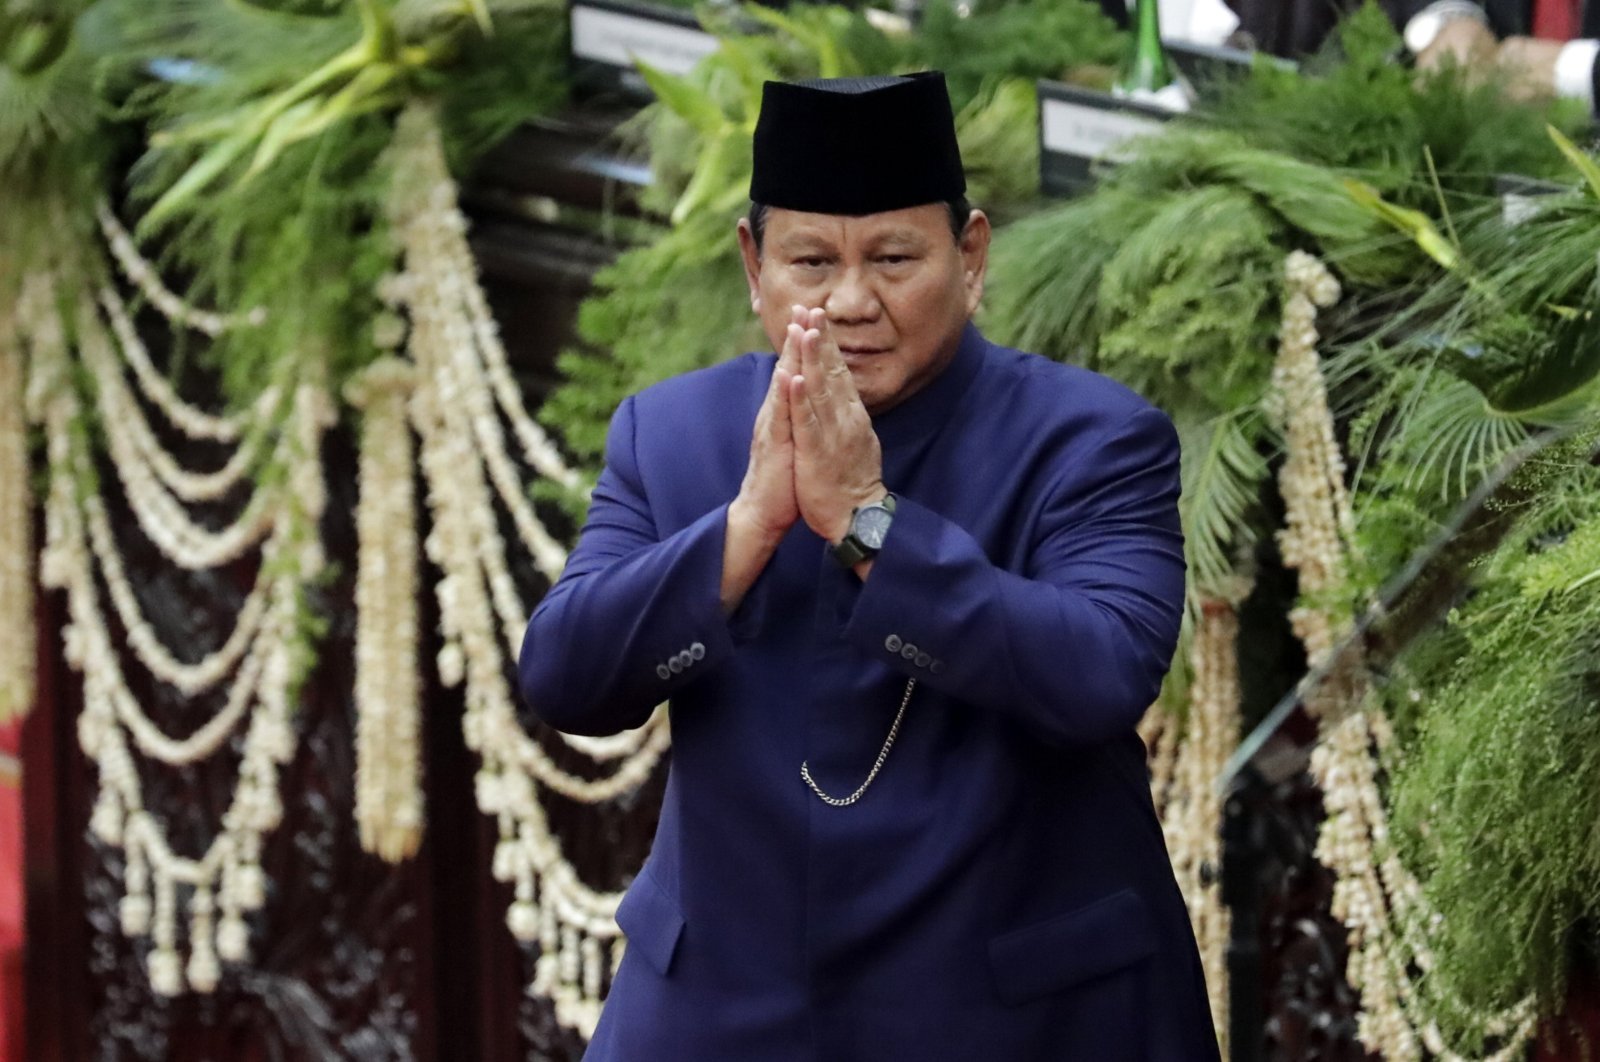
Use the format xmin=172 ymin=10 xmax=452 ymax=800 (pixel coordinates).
xmin=825 ymin=268 xmax=881 ymax=323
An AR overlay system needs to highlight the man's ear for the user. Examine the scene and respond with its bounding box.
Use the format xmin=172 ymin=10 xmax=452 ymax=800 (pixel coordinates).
xmin=959 ymin=209 xmax=991 ymax=316
xmin=736 ymin=217 xmax=763 ymax=313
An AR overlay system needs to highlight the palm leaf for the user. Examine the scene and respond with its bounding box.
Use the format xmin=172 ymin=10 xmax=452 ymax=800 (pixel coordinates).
xmin=635 ymin=59 xmax=726 ymax=137
xmin=1547 ymin=124 xmax=1600 ymax=200
xmin=1387 ymin=373 xmax=1533 ymax=502
xmin=1343 ymin=177 xmax=1461 ymax=272
xmin=1491 ymin=312 xmax=1600 ymax=424
xmin=739 ymin=4 xmax=844 ymax=78
xmin=1179 ymin=407 xmax=1268 ymax=597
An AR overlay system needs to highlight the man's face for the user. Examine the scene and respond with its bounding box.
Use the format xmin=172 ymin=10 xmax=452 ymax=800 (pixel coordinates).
xmin=736 ymin=202 xmax=991 ymax=415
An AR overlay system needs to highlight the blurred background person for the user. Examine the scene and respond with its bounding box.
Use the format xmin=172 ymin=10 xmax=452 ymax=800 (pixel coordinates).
xmin=1397 ymin=0 xmax=1600 ymax=110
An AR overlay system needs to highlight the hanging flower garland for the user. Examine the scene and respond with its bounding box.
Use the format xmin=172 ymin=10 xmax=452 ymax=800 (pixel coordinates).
xmin=345 ymin=356 xmax=423 ymax=863
xmin=1270 ymin=251 xmax=1536 ymax=1061
xmin=377 ymin=101 xmax=673 ymax=1036
xmin=1158 ymin=582 xmax=1251 ymax=1054
xmin=96 ymin=202 xmax=266 ymax=340
xmin=23 ymin=255 xmax=333 ymax=998
xmin=0 ymin=289 xmax=36 ymax=723
xmin=1139 ymin=702 xmax=1181 ymax=818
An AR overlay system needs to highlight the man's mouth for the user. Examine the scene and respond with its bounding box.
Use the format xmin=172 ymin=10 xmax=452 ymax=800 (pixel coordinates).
xmin=839 ymin=346 xmax=889 ymax=357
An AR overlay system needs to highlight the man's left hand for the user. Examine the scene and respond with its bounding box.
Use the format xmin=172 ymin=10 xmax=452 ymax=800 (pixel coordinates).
xmin=787 ymin=306 xmax=887 ymax=546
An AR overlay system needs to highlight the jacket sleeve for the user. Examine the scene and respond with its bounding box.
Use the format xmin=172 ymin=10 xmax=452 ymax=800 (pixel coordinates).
xmin=517 ymin=395 xmax=741 ymax=736
xmin=838 ymin=405 xmax=1186 ymax=747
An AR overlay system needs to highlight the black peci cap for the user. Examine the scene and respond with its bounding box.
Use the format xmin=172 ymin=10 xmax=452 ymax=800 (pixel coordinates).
xmin=749 ymin=72 xmax=965 ymax=216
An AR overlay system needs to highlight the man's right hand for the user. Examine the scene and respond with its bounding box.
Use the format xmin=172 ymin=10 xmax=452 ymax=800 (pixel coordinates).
xmin=721 ymin=306 xmax=805 ymax=613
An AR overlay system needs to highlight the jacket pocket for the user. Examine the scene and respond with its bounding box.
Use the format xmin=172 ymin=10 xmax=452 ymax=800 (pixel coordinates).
xmin=614 ymin=866 xmax=686 ymax=976
xmin=987 ymin=888 xmax=1157 ymax=1006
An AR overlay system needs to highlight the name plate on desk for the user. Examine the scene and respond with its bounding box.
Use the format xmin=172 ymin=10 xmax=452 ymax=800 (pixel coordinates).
xmin=570 ymin=0 xmax=719 ymax=98
xmin=1495 ymin=173 xmax=1569 ymax=227
xmin=1038 ymin=81 xmax=1172 ymax=197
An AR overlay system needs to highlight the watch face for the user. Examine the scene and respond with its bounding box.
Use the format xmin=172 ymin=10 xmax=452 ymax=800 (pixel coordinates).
xmin=854 ymin=506 xmax=893 ymax=550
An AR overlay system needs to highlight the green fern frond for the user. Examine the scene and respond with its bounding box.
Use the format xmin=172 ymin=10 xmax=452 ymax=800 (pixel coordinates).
xmin=1180 ymin=407 xmax=1269 ymax=597
xmin=984 ymin=189 xmax=1153 ymax=360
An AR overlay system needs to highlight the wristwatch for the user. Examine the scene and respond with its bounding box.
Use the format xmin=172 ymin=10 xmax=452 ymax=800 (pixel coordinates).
xmin=830 ymin=493 xmax=896 ymax=568
xmin=1403 ymin=1 xmax=1488 ymax=55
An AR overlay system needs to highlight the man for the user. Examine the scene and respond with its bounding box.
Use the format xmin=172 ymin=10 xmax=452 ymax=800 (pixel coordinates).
xmin=1396 ymin=0 xmax=1600 ymax=109
xmin=519 ymin=72 xmax=1216 ymax=1060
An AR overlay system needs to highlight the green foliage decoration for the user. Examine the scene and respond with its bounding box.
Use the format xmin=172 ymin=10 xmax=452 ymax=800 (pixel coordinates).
xmin=985 ymin=127 xmax=1404 ymax=597
xmin=1344 ymin=128 xmax=1600 ymax=591
xmin=99 ymin=0 xmax=567 ymax=409
xmin=1385 ymin=434 xmax=1600 ymax=1037
xmin=0 ymin=0 xmax=107 ymax=288
xmin=913 ymin=0 xmax=1121 ymax=106
xmin=983 ymin=3 xmax=1582 ymax=606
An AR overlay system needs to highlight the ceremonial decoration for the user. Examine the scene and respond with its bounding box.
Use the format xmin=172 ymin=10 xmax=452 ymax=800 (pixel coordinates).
xmin=1145 ymin=581 xmax=1250 ymax=1053
xmin=384 ymin=100 xmax=671 ymax=1035
xmin=1268 ymin=251 xmax=1536 ymax=1059
xmin=7 ymin=0 xmax=1600 ymax=1055
xmin=345 ymin=355 xmax=423 ymax=863
xmin=0 ymin=293 xmax=34 ymax=725
xmin=17 ymin=257 xmax=332 ymax=995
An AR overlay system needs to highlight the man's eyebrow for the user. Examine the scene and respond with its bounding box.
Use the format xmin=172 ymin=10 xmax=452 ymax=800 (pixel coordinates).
xmin=773 ymin=233 xmax=838 ymax=255
xmin=865 ymin=229 xmax=929 ymax=251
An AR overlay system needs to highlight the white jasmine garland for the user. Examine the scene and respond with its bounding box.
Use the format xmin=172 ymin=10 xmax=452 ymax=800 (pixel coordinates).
xmin=386 ymin=101 xmax=672 ymax=1038
xmin=346 ymin=357 xmax=424 ymax=862
xmin=95 ymin=287 xmax=264 ymax=502
xmin=1160 ymin=587 xmax=1249 ymax=1054
xmin=439 ymin=212 xmax=586 ymax=495
xmin=1271 ymin=252 xmax=1535 ymax=1061
xmin=82 ymin=492 xmax=272 ymax=697
xmin=0 ymin=289 xmax=36 ymax=722
xmin=27 ymin=267 xmax=331 ymax=1000
xmin=80 ymin=295 xmax=274 ymax=568
xmin=96 ymin=201 xmax=265 ymax=340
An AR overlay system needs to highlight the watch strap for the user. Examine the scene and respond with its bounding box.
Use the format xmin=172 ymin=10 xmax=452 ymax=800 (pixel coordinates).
xmin=829 ymin=493 xmax=896 ymax=568
xmin=831 ymin=534 xmax=870 ymax=568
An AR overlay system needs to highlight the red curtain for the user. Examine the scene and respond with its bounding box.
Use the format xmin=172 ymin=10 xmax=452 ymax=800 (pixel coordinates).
xmin=0 ymin=717 xmax=21 ymax=1062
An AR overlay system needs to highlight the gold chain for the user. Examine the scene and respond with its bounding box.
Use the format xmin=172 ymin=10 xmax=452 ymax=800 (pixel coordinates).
xmin=799 ymin=678 xmax=916 ymax=807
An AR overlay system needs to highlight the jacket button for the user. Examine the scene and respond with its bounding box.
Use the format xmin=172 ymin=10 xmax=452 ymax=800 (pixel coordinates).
xmin=930 ymin=660 xmax=945 ymax=675
xmin=885 ymin=634 xmax=902 ymax=653
xmin=914 ymin=652 xmax=931 ymax=668
xmin=677 ymin=650 xmax=694 ymax=669
xmin=655 ymin=664 xmax=671 ymax=680
xmin=690 ymin=642 xmax=706 ymax=661
xmin=900 ymin=643 xmax=918 ymax=660
xmin=668 ymin=657 xmax=684 ymax=674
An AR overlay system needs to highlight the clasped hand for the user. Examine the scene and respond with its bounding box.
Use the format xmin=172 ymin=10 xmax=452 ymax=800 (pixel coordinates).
xmin=729 ymin=305 xmax=885 ymax=559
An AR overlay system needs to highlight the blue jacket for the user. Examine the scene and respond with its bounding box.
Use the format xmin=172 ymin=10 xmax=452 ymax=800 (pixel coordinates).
xmin=519 ymin=324 xmax=1218 ymax=1061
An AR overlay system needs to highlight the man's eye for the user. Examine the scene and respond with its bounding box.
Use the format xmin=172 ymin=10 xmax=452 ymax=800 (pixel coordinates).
xmin=794 ymin=257 xmax=829 ymax=269
xmin=877 ymin=255 xmax=913 ymax=265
